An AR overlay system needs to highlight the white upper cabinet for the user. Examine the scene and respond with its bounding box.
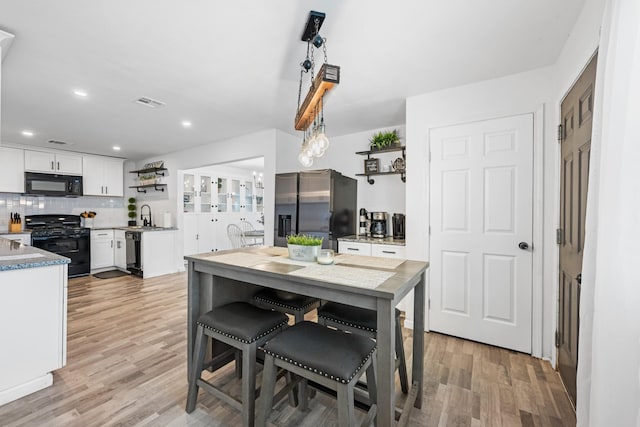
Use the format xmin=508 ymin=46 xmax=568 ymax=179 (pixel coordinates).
xmin=0 ymin=147 xmax=25 ymax=193
xmin=24 ymin=150 xmax=83 ymax=175
xmin=183 ymin=173 xmax=213 ymax=214
xmin=83 ymin=156 xmax=124 ymax=197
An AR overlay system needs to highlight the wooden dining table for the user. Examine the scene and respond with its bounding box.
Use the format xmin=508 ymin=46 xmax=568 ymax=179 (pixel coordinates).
xmin=185 ymin=246 xmax=428 ymax=426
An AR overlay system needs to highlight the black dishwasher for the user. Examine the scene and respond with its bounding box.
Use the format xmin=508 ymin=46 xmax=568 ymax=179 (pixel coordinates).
xmin=125 ymin=231 xmax=142 ymax=277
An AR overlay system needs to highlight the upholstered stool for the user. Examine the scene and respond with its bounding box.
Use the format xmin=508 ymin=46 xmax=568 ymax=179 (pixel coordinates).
xmin=186 ymin=302 xmax=289 ymax=427
xmin=257 ymin=321 xmax=377 ymax=427
xmin=254 ymin=289 xmax=321 ymax=323
xmin=318 ymin=302 xmax=409 ymax=394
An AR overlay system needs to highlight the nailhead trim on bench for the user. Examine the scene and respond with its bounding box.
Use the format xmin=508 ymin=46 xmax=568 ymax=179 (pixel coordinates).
xmin=260 ymin=347 xmax=376 ymax=384
xmin=318 ymin=315 xmax=377 ymax=333
xmin=197 ymin=319 xmax=289 ymax=344
xmin=255 ymin=295 xmax=318 ymax=312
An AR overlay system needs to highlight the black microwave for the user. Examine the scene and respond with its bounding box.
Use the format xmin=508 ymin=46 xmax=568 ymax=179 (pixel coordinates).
xmin=25 ymin=172 xmax=83 ymax=197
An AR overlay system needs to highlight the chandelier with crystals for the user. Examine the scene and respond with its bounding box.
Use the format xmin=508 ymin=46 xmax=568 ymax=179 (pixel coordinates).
xmin=295 ymin=11 xmax=340 ymax=167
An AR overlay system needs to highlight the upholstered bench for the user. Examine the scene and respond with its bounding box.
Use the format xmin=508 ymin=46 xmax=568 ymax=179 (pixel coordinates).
xmin=254 ymin=289 xmax=321 ymax=323
xmin=318 ymin=301 xmax=409 ymax=394
xmin=257 ymin=321 xmax=377 ymax=427
xmin=186 ymin=302 xmax=289 ymax=427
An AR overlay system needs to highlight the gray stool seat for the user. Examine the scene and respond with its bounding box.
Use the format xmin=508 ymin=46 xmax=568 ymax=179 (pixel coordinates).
xmin=318 ymin=302 xmax=401 ymax=332
xmin=257 ymin=321 xmax=377 ymax=427
xmin=254 ymin=289 xmax=321 ymax=323
xmin=263 ymin=321 xmax=376 ymax=383
xmin=198 ymin=302 xmax=288 ymax=343
xmin=318 ymin=302 xmax=409 ymax=394
xmin=186 ymin=302 xmax=288 ymax=427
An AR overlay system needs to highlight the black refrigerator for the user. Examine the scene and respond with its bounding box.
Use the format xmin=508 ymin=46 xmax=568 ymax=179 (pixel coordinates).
xmin=274 ymin=169 xmax=357 ymax=251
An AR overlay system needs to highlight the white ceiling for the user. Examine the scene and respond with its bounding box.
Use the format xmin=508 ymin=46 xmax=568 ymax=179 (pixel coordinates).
xmin=0 ymin=0 xmax=585 ymax=160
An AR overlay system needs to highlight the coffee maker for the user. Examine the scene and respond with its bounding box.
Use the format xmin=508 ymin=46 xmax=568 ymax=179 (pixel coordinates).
xmin=359 ymin=208 xmax=370 ymax=236
xmin=370 ymin=212 xmax=389 ymax=238
xmin=392 ymin=213 xmax=406 ymax=240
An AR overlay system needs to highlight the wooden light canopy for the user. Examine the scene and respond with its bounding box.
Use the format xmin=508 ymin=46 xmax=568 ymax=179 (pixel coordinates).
xmin=294 ymin=63 xmax=340 ymax=131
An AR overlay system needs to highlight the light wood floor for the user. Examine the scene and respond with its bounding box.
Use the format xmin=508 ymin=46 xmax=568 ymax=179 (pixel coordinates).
xmin=0 ymin=272 xmax=576 ymax=426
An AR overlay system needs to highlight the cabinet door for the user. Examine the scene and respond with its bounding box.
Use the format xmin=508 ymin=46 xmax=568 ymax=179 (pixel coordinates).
xmin=196 ymin=214 xmax=217 ymax=253
xmin=215 ymin=215 xmax=233 ymax=251
xmin=0 ymin=147 xmax=25 ymax=193
xmin=216 ymin=177 xmax=228 ymax=213
xmin=338 ymin=241 xmax=372 ymax=256
xmin=371 ymin=244 xmax=406 ymax=259
xmin=82 ymin=156 xmax=104 ymax=195
xmin=24 ymin=150 xmax=56 ymax=173
xmin=230 ymin=179 xmax=241 ymax=212
xmin=242 ymin=180 xmax=254 ymax=212
xmin=183 ymin=215 xmax=199 ymax=256
xmin=114 ymin=237 xmax=127 ymax=269
xmin=199 ymin=175 xmax=213 ymax=213
xmin=0 ymin=233 xmax=31 ymax=245
xmin=183 ymin=174 xmax=195 ymax=213
xmin=55 ymin=153 xmax=83 ymax=175
xmin=91 ymin=231 xmax=114 ymax=269
xmin=102 ymin=158 xmax=123 ymax=196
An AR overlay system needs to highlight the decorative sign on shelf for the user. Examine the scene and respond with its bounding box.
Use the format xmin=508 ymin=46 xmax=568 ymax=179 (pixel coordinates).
xmin=364 ymin=158 xmax=380 ymax=173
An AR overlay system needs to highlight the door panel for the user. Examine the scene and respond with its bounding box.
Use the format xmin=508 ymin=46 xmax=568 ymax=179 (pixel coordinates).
xmin=558 ymin=53 xmax=597 ymax=406
xmin=430 ymin=113 xmax=533 ymax=353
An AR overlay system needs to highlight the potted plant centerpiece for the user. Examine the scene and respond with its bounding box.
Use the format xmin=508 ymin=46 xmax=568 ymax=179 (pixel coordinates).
xmin=369 ymin=129 xmax=401 ymax=151
xmin=127 ymin=197 xmax=137 ymax=226
xmin=286 ymin=234 xmax=323 ymax=262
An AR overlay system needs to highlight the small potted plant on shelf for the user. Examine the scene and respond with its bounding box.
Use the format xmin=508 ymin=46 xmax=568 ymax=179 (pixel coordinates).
xmin=286 ymin=234 xmax=323 ymax=262
xmin=127 ymin=197 xmax=137 ymax=226
xmin=369 ymin=129 xmax=401 ymax=151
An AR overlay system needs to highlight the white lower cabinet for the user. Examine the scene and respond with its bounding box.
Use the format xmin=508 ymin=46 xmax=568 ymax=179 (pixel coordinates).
xmin=90 ymin=230 xmax=114 ymax=270
xmin=0 ymin=264 xmax=66 ymax=405
xmin=371 ymin=244 xmax=406 ymax=259
xmin=183 ymin=214 xmax=238 ymax=256
xmin=338 ymin=241 xmax=372 ymax=256
xmin=114 ymin=230 xmax=126 ymax=269
xmin=339 ymin=241 xmax=406 ymax=259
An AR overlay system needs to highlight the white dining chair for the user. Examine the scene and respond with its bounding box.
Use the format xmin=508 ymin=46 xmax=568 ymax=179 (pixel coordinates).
xmin=239 ymin=220 xmax=262 ymax=246
xmin=227 ymin=223 xmax=247 ymax=249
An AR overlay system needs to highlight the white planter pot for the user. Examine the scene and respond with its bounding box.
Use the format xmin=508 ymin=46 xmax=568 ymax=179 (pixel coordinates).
xmin=287 ymin=244 xmax=320 ymax=262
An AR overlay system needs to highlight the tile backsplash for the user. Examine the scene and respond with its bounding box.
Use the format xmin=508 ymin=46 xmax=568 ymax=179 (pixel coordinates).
xmin=0 ymin=193 xmax=126 ymax=231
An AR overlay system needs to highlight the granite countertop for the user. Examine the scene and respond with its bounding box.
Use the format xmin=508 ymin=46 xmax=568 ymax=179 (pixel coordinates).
xmin=338 ymin=235 xmax=406 ymax=246
xmin=0 ymin=237 xmax=70 ymax=271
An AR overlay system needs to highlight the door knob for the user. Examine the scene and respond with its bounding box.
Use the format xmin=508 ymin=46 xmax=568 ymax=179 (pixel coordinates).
xmin=518 ymin=242 xmax=529 ymax=250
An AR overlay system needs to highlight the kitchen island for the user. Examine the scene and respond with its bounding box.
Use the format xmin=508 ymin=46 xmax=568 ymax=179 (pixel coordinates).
xmin=185 ymin=246 xmax=428 ymax=426
xmin=0 ymin=237 xmax=69 ymax=406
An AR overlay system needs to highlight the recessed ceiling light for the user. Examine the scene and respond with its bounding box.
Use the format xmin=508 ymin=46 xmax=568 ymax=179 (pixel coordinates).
xmin=21 ymin=130 xmax=34 ymax=137
xmin=73 ymin=89 xmax=88 ymax=97
xmin=182 ymin=120 xmax=192 ymax=128
xmin=112 ymin=146 xmax=121 ymax=151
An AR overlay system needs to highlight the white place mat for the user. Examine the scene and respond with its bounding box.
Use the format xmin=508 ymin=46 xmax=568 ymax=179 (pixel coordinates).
xmin=0 ymin=253 xmax=45 ymax=261
xmin=335 ymin=254 xmax=404 ymax=270
xmin=288 ymin=264 xmax=395 ymax=289
xmin=204 ymin=252 xmax=272 ymax=267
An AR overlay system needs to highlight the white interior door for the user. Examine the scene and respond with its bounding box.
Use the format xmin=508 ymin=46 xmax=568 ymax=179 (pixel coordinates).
xmin=429 ymin=113 xmax=533 ymax=353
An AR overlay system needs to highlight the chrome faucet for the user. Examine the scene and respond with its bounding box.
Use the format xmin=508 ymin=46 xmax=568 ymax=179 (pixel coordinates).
xmin=140 ymin=204 xmax=152 ymax=227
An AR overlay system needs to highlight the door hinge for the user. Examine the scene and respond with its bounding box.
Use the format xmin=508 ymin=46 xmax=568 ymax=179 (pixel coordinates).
xmin=557 ymin=124 xmax=563 ymax=142
xmin=555 ymin=330 xmax=561 ymax=348
xmin=556 ymin=228 xmax=563 ymax=245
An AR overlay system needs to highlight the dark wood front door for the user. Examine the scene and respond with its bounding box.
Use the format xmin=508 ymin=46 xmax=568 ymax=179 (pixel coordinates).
xmin=558 ymin=53 xmax=597 ymax=406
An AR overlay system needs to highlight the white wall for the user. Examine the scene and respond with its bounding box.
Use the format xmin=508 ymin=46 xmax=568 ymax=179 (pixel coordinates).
xmin=275 ymin=126 xmax=407 ymax=217
xmin=131 ymin=129 xmax=278 ymax=271
xmin=406 ymin=66 xmax=555 ymax=358
xmin=404 ymin=0 xmax=605 ymax=362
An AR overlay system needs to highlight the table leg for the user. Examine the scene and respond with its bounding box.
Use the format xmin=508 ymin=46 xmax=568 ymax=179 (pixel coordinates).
xmin=413 ymin=271 xmax=426 ymax=408
xmin=187 ymin=261 xmax=200 ymax=381
xmin=376 ymin=298 xmax=395 ymax=427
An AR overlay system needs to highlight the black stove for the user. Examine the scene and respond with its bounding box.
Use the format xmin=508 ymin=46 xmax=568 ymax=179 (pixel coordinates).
xmin=26 ymin=214 xmax=91 ymax=277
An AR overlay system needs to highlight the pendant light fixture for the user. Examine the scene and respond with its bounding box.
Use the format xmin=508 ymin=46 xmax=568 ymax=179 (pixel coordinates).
xmin=295 ymin=11 xmax=340 ymax=166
